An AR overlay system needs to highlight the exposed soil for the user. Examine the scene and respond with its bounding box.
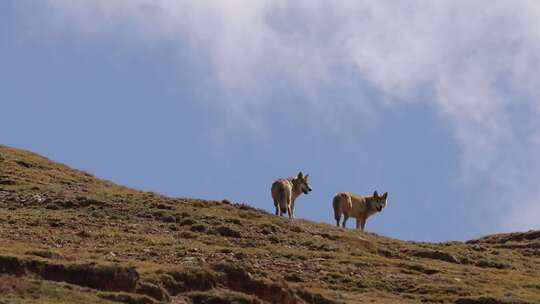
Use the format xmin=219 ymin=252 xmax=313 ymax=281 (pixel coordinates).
xmin=0 ymin=145 xmax=539 ymax=304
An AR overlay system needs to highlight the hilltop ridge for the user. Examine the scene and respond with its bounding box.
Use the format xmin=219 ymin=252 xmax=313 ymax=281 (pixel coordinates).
xmin=0 ymin=145 xmax=539 ymax=304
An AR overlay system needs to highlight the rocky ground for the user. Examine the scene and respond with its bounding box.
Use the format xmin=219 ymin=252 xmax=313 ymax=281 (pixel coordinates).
xmin=0 ymin=145 xmax=539 ymax=304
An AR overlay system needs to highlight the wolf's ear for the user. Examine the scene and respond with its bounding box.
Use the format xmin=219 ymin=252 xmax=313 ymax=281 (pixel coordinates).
xmin=382 ymin=192 xmax=388 ymax=199
xmin=373 ymin=191 xmax=378 ymax=197
xmin=297 ymin=172 xmax=303 ymax=179
xmin=304 ymin=174 xmax=309 ymax=180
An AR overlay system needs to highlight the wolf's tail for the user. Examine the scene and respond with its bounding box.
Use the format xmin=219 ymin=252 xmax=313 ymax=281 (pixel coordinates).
xmin=280 ymin=187 xmax=288 ymax=214
xmin=272 ymin=184 xmax=288 ymax=215
xmin=332 ymin=195 xmax=342 ymax=221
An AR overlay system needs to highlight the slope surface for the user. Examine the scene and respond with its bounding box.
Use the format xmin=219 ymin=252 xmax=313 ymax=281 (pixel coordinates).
xmin=0 ymin=145 xmax=539 ymax=304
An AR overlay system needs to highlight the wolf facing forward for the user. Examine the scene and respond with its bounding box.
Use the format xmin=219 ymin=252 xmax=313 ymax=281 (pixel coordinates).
xmin=271 ymin=172 xmax=312 ymax=219
xmin=333 ymin=191 xmax=387 ymax=232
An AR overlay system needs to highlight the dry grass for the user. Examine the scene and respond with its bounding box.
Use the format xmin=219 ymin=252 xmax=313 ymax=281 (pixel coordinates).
xmin=0 ymin=145 xmax=539 ymax=304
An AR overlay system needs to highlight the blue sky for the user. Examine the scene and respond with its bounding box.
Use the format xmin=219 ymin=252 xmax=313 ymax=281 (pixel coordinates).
xmin=2 ymin=1 xmax=540 ymax=242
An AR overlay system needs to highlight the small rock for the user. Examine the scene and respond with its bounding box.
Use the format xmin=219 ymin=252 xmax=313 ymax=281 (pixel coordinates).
xmin=32 ymin=194 xmax=45 ymax=203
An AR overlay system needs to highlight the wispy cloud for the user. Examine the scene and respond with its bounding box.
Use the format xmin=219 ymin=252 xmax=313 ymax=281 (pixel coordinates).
xmin=16 ymin=0 xmax=540 ymax=231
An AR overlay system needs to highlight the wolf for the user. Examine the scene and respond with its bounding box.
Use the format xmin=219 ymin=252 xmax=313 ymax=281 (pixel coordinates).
xmin=271 ymin=172 xmax=312 ymax=219
xmin=332 ymin=191 xmax=387 ymax=231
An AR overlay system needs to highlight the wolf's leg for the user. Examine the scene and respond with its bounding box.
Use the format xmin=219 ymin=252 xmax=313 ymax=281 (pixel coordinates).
xmin=360 ymin=218 xmax=366 ymax=232
xmin=287 ymin=204 xmax=293 ymax=219
xmin=274 ymin=199 xmax=280 ymax=216
xmin=285 ymin=192 xmax=293 ymax=219
xmin=335 ymin=214 xmax=341 ymax=227
xmin=342 ymin=215 xmax=348 ymax=228
xmin=279 ymin=192 xmax=288 ymax=217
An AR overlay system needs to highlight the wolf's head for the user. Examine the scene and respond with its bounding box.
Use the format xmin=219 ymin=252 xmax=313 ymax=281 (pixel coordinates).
xmin=293 ymin=172 xmax=312 ymax=195
xmin=371 ymin=191 xmax=388 ymax=212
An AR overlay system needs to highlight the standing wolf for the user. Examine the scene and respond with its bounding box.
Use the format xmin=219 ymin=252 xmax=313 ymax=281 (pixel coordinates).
xmin=271 ymin=172 xmax=312 ymax=218
xmin=332 ymin=191 xmax=387 ymax=232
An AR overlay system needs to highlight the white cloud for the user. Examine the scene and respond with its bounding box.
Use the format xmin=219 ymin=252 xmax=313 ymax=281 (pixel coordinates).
xmin=16 ymin=0 xmax=540 ymax=231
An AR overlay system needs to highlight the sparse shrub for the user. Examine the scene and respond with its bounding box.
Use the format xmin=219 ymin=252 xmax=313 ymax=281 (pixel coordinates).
xmin=407 ymin=249 xmax=460 ymax=264
xmin=259 ymin=223 xmax=279 ymax=234
xmin=179 ymin=218 xmax=196 ymax=226
xmin=15 ymin=160 xmax=32 ymax=168
xmin=162 ymin=215 xmax=176 ymax=223
xmin=179 ymin=232 xmax=198 ymax=239
xmin=215 ymin=226 xmax=242 ymax=238
xmin=45 ymin=204 xmax=60 ymax=210
xmin=150 ymin=202 xmax=173 ymax=210
xmin=269 ymin=236 xmax=280 ymax=244
xmin=190 ymin=224 xmax=208 ymax=233
xmin=290 ymin=226 xmax=303 ymax=233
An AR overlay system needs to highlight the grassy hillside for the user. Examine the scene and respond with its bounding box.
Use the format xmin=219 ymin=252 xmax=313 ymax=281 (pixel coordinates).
xmin=0 ymin=145 xmax=539 ymax=304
